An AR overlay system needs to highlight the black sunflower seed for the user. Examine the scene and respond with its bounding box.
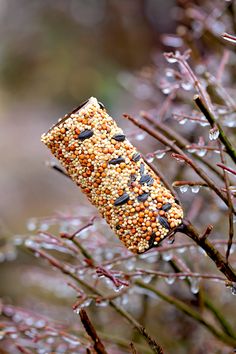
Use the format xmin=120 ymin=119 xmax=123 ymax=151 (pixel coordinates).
xmin=109 ymin=157 xmax=125 ymax=165
xmin=162 ymin=203 xmax=172 ymax=212
xmin=158 ymin=216 xmax=170 ymax=230
xmin=98 ymin=101 xmax=105 ymax=109
xmin=140 ymin=162 xmax=145 ymax=175
xmin=147 ymin=177 xmax=154 ymax=186
xmin=148 ymin=233 xmax=155 ymax=248
xmin=137 ymin=192 xmax=149 ymax=202
xmin=130 ymin=174 xmax=136 ymax=182
xmin=78 ymin=129 xmax=94 ymax=141
xmin=139 ymin=174 xmax=151 ymax=185
xmin=175 ymin=198 xmax=180 ymax=205
xmin=113 ymin=134 xmax=126 ymax=142
xmin=114 ymin=193 xmax=130 ymax=206
xmin=132 ymin=152 xmax=141 ymax=162
xmin=116 ymin=225 xmax=121 ymax=230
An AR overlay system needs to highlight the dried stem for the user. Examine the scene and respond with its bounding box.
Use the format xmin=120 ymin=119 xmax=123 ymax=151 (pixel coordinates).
xmin=180 ymin=220 xmax=236 ymax=282
xmin=79 ymin=309 xmax=108 ymax=354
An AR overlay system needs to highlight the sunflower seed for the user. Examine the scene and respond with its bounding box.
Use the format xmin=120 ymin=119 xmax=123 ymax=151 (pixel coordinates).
xmin=109 ymin=157 xmax=126 ymax=165
xmin=116 ymin=225 xmax=121 ymax=230
xmin=147 ymin=177 xmax=154 ymax=186
xmin=137 ymin=192 xmax=149 ymax=202
xmin=175 ymin=198 xmax=180 ymax=205
xmin=148 ymin=233 xmax=156 ymax=248
xmin=132 ymin=152 xmax=141 ymax=162
xmin=158 ymin=216 xmax=170 ymax=230
xmin=113 ymin=134 xmax=126 ymax=142
xmin=140 ymin=162 xmax=145 ymax=175
xmin=114 ymin=193 xmax=130 ymax=206
xmin=99 ymin=101 xmax=105 ymax=109
xmin=78 ymin=129 xmax=94 ymax=141
xmin=139 ymin=174 xmax=151 ymax=185
xmin=128 ymin=174 xmax=136 ymax=186
xmin=162 ymin=203 xmax=172 ymax=212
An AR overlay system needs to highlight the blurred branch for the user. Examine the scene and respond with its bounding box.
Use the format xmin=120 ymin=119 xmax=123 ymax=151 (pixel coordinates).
xmin=194 ymin=95 xmax=236 ymax=164
xmin=28 ymin=247 xmax=164 ymax=354
xmin=135 ymin=280 xmax=236 ymax=347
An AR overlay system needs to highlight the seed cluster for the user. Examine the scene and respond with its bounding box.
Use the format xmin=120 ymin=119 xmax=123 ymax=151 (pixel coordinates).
xmin=41 ymin=97 xmax=183 ymax=253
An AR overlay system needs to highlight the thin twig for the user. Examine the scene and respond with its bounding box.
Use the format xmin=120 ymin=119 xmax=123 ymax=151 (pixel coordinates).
xmin=141 ymin=111 xmax=224 ymax=181
xmin=124 ymin=113 xmax=232 ymax=210
xmin=180 ymin=220 xmax=236 ymax=282
xmin=172 ymin=153 xmax=235 ymax=214
xmin=218 ymin=142 xmax=234 ymax=262
xmin=217 ymin=163 xmax=236 ymax=176
xmin=194 ymin=95 xmax=236 ymax=164
xmin=135 ymin=280 xmax=236 ymax=347
xmin=79 ymin=309 xmax=108 ymax=354
xmin=200 ymin=225 xmax=213 ymax=241
xmin=28 ymin=248 xmax=164 ymax=354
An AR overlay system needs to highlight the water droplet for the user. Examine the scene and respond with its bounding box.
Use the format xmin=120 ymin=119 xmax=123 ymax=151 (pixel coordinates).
xmin=121 ymin=294 xmax=129 ymax=305
xmin=136 ymin=133 xmax=146 ymax=141
xmin=197 ymin=149 xmax=207 ymax=157
xmin=199 ymin=120 xmax=209 ymax=127
xmin=25 ymin=239 xmax=39 ymax=249
xmin=165 ymin=69 xmax=174 ymax=77
xmin=142 ymin=275 xmax=153 ymax=284
xmin=13 ymin=236 xmax=23 ymax=245
xmin=26 ymin=218 xmax=37 ymax=231
xmin=25 ymin=317 xmax=34 ymax=326
xmin=231 ymin=284 xmax=236 ymax=295
xmin=166 ymin=56 xmax=177 ymax=64
xmin=181 ymin=81 xmax=192 ymax=91
xmin=180 ymin=185 xmax=188 ymax=193
xmin=177 ymin=247 xmax=186 ymax=254
xmin=62 ymin=336 xmax=80 ymax=347
xmin=187 ymin=148 xmax=196 ymax=153
xmin=191 ymin=186 xmax=200 ymax=193
xmin=162 ymin=86 xmax=172 ymax=95
xmin=209 ymin=128 xmax=219 ymax=141
xmin=162 ymin=250 xmax=173 ymax=261
xmin=190 ymin=277 xmax=200 ymax=294
xmin=179 ymin=118 xmax=187 ymax=125
xmin=113 ymin=284 xmax=125 ymax=293
xmin=155 ymin=151 xmax=166 ymax=159
xmin=146 ymin=155 xmax=154 ymax=163
xmin=125 ymin=259 xmax=136 ymax=271
xmin=96 ymin=300 xmax=109 ymax=307
xmin=39 ymin=222 xmax=49 ymax=231
xmin=35 ymin=319 xmax=46 ymax=328
xmin=165 ymin=276 xmax=176 ymax=285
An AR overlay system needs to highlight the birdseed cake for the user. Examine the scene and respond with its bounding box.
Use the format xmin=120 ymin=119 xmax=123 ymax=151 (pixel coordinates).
xmin=41 ymin=97 xmax=183 ymax=253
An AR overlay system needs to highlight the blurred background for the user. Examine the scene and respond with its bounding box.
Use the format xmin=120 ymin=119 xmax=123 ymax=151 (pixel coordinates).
xmin=0 ymin=0 xmax=177 ymax=233
xmin=1 ymin=1 xmax=236 ymax=353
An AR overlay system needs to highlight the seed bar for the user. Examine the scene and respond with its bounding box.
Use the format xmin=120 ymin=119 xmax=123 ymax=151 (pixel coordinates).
xmin=41 ymin=97 xmax=183 ymax=253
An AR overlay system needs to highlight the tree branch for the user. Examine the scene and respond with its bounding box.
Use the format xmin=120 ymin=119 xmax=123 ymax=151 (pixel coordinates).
xmin=79 ymin=309 xmax=108 ymax=354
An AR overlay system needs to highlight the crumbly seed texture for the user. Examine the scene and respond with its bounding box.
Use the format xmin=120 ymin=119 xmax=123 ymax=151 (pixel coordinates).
xmin=41 ymin=97 xmax=183 ymax=253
